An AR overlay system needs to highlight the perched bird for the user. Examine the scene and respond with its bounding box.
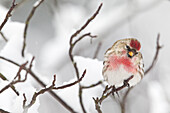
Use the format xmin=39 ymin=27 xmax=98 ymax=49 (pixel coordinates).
xmin=102 ymin=38 xmax=144 ymax=87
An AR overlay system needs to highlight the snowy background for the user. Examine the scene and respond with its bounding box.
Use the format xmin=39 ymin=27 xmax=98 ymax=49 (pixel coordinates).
xmin=0 ymin=0 xmax=170 ymax=113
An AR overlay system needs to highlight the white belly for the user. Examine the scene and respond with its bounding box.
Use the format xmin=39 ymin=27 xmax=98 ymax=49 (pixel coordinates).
xmin=104 ymin=65 xmax=141 ymax=87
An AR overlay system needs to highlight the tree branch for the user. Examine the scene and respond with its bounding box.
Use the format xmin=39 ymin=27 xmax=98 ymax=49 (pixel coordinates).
xmin=81 ymin=80 xmax=102 ymax=89
xmin=0 ymin=0 xmax=17 ymax=31
xmin=93 ymin=75 xmax=134 ymax=113
xmin=145 ymin=33 xmax=162 ymax=75
xmin=0 ymin=61 xmax=28 ymax=94
xmin=0 ymin=31 xmax=8 ymax=42
xmin=53 ymin=70 xmax=86 ymax=90
xmin=23 ymin=70 xmax=86 ymax=112
xmin=22 ymin=0 xmax=44 ymax=57
xmin=23 ymin=75 xmax=57 ymax=113
xmin=0 ymin=56 xmax=35 ymax=95
xmin=68 ymin=3 xmax=103 ymax=113
xmin=0 ymin=72 xmax=19 ymax=96
xmin=0 ymin=56 xmax=76 ymax=113
xmin=93 ymin=42 xmax=102 ymax=59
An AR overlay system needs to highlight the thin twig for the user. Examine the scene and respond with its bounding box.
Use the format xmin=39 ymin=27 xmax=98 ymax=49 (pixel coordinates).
xmin=23 ymin=93 xmax=27 ymax=108
xmin=73 ymin=33 xmax=97 ymax=46
xmin=0 ymin=73 xmax=19 ymax=96
xmin=0 ymin=56 xmax=76 ymax=113
xmin=145 ymin=33 xmax=162 ymax=75
xmin=53 ymin=70 xmax=86 ymax=90
xmin=93 ymin=42 xmax=102 ymax=59
xmin=82 ymin=80 xmax=102 ymax=89
xmin=23 ymin=75 xmax=57 ymax=112
xmin=0 ymin=0 xmax=17 ymax=31
xmin=0 ymin=62 xmax=28 ymax=94
xmin=93 ymin=75 xmax=134 ymax=113
xmin=120 ymin=87 xmax=133 ymax=113
xmin=69 ymin=32 xmax=97 ymax=79
xmin=0 ymin=31 xmax=8 ymax=42
xmin=68 ymin=3 xmax=103 ymax=113
xmin=0 ymin=57 xmax=34 ymax=95
xmin=23 ymin=70 xmax=86 ymax=112
xmin=69 ymin=3 xmax=103 ymax=49
xmin=22 ymin=0 xmax=44 ymax=57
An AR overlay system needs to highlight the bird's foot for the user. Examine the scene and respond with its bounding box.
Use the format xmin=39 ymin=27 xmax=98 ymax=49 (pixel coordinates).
xmin=111 ymin=86 xmax=119 ymax=97
xmin=123 ymin=75 xmax=134 ymax=88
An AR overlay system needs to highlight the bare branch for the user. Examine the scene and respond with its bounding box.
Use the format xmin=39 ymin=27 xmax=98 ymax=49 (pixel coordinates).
xmin=69 ymin=3 xmax=103 ymax=47
xmin=93 ymin=42 xmax=102 ymax=59
xmin=82 ymin=80 xmax=102 ymax=89
xmin=145 ymin=33 xmax=162 ymax=75
xmin=120 ymin=87 xmax=133 ymax=113
xmin=93 ymin=97 xmax=102 ymax=113
xmin=93 ymin=75 xmax=134 ymax=113
xmin=23 ymin=70 xmax=86 ymax=112
xmin=23 ymin=75 xmax=56 ymax=111
xmin=0 ymin=56 xmax=76 ymax=113
xmin=68 ymin=3 xmax=103 ymax=113
xmin=0 ymin=31 xmax=8 ymax=42
xmin=23 ymin=93 xmax=27 ymax=108
xmin=0 ymin=61 xmax=28 ymax=94
xmin=73 ymin=33 xmax=97 ymax=46
xmin=0 ymin=0 xmax=17 ymax=31
xmin=53 ymin=70 xmax=86 ymax=90
xmin=0 ymin=56 xmax=35 ymax=95
xmin=22 ymin=0 xmax=44 ymax=57
xmin=0 ymin=73 xmax=8 ymax=81
xmin=69 ymin=3 xmax=103 ymax=64
xmin=0 ymin=73 xmax=19 ymax=96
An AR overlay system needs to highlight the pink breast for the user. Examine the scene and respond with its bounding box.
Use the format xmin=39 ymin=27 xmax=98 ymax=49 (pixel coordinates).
xmin=108 ymin=55 xmax=137 ymax=74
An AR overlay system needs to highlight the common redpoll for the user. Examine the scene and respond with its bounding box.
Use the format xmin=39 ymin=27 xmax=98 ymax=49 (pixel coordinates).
xmin=102 ymin=38 xmax=144 ymax=87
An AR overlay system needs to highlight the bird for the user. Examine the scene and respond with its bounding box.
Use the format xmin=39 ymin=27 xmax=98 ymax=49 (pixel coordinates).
xmin=102 ymin=38 xmax=144 ymax=88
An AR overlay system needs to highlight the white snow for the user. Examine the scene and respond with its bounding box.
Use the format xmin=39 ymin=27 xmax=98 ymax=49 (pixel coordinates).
xmin=58 ymin=56 xmax=104 ymax=112
xmin=33 ymin=0 xmax=42 ymax=7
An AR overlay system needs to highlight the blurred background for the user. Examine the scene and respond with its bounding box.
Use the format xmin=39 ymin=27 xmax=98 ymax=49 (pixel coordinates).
xmin=0 ymin=0 xmax=170 ymax=113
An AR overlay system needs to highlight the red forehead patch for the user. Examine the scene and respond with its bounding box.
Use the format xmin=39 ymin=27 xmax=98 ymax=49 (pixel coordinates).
xmin=130 ymin=40 xmax=141 ymax=50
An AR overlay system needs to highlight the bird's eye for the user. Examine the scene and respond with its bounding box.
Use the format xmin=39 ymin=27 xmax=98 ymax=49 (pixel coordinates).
xmin=125 ymin=45 xmax=130 ymax=50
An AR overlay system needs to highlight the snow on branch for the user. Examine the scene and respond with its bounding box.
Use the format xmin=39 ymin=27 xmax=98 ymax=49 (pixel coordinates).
xmin=23 ymin=70 xmax=86 ymax=112
xmin=0 ymin=57 xmax=34 ymax=96
xmin=0 ymin=56 xmax=76 ymax=113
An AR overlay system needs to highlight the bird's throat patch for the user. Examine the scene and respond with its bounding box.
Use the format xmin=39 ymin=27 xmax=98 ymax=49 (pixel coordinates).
xmin=109 ymin=55 xmax=137 ymax=74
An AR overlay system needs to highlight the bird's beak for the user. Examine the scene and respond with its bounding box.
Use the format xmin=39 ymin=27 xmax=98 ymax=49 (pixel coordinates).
xmin=128 ymin=51 xmax=134 ymax=57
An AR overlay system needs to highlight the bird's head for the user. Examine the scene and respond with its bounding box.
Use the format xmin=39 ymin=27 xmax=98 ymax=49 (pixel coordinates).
xmin=113 ymin=38 xmax=141 ymax=58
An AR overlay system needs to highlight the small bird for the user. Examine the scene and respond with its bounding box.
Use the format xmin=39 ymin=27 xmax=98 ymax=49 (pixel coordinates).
xmin=102 ymin=38 xmax=144 ymax=87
